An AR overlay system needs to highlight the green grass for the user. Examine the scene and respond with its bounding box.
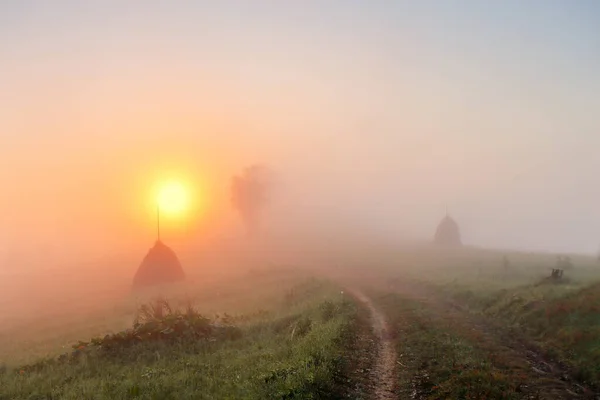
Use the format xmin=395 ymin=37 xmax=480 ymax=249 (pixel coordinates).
xmin=467 ymin=282 xmax=600 ymax=385
xmin=0 ymin=269 xmax=311 ymax=366
xmin=381 ymin=246 xmax=600 ymax=387
xmin=0 ymin=278 xmax=358 ymax=399
xmin=373 ymin=292 xmax=528 ymax=400
xmin=336 ymin=245 xmax=600 ymax=396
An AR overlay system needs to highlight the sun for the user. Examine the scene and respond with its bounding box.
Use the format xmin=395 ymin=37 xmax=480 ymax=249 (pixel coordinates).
xmin=157 ymin=181 xmax=188 ymax=216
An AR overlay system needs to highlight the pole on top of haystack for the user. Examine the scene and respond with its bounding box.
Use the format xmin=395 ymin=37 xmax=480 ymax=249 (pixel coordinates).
xmin=157 ymin=204 xmax=161 ymax=242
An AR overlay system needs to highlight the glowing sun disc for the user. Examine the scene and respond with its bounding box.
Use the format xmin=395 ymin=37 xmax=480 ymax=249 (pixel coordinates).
xmin=157 ymin=182 xmax=188 ymax=215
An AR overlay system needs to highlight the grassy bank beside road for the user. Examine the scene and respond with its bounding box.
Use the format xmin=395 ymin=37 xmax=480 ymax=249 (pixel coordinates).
xmin=0 ymin=279 xmax=359 ymax=400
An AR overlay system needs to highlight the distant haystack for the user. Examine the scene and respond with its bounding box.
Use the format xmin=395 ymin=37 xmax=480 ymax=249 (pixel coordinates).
xmin=132 ymin=240 xmax=185 ymax=289
xmin=434 ymin=214 xmax=462 ymax=246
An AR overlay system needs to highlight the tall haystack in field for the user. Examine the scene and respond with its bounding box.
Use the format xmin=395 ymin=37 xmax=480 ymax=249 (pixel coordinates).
xmin=132 ymin=240 xmax=185 ymax=289
xmin=434 ymin=213 xmax=462 ymax=246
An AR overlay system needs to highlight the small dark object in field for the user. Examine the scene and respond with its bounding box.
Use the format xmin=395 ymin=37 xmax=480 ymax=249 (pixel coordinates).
xmin=536 ymin=268 xmax=570 ymax=286
xmin=551 ymin=268 xmax=564 ymax=280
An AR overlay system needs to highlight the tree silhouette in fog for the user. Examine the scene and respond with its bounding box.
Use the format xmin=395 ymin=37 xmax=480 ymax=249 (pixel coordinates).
xmin=231 ymin=164 xmax=271 ymax=236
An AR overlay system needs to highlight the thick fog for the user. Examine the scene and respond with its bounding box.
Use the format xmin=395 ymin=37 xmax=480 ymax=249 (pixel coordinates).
xmin=1 ymin=0 xmax=599 ymax=281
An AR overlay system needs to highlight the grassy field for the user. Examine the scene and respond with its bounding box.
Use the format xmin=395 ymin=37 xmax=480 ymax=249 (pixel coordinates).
xmin=4 ymin=242 xmax=600 ymax=399
xmin=0 ymin=268 xmax=311 ymax=365
xmin=374 ymin=292 xmax=527 ymax=399
xmin=0 ymin=275 xmax=359 ymax=399
xmin=368 ymin=245 xmax=600 ymax=389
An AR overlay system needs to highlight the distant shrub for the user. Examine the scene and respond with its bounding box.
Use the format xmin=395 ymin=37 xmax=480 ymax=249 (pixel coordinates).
xmin=30 ymin=298 xmax=244 ymax=366
xmin=135 ymin=296 xmax=174 ymax=323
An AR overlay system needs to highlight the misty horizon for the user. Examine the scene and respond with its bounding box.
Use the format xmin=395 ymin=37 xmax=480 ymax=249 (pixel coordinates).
xmin=1 ymin=0 xmax=600 ymax=263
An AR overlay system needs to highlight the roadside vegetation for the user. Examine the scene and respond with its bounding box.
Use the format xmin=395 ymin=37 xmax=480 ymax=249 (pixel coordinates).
xmin=373 ymin=291 xmax=592 ymax=399
xmin=376 ymin=247 xmax=600 ymax=391
xmin=0 ymin=277 xmax=360 ymax=399
xmin=376 ymin=292 xmax=522 ymax=399
xmin=444 ymin=279 xmax=600 ymax=387
xmin=5 ymin=245 xmax=600 ymax=399
xmin=0 ymin=268 xmax=310 ymax=365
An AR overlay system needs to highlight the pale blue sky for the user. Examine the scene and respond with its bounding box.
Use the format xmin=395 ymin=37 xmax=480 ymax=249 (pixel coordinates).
xmin=0 ymin=1 xmax=599 ymax=254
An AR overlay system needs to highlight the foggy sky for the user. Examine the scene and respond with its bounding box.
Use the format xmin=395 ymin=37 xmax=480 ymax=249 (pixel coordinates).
xmin=1 ymin=0 xmax=600 ymax=259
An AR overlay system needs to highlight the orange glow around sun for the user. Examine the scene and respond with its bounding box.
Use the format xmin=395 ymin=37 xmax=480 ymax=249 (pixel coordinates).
xmin=132 ymin=165 xmax=223 ymax=243
xmin=157 ymin=181 xmax=188 ymax=216
xmin=150 ymin=170 xmax=210 ymax=220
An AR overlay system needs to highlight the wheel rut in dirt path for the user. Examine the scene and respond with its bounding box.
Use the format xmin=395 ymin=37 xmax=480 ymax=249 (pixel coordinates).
xmin=348 ymin=289 xmax=397 ymax=400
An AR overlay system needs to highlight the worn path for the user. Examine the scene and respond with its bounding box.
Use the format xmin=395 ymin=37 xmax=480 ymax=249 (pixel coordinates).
xmin=347 ymin=288 xmax=397 ymax=400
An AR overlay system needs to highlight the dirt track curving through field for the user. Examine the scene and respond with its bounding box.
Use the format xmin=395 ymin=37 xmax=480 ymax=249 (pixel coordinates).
xmin=348 ymin=289 xmax=397 ymax=400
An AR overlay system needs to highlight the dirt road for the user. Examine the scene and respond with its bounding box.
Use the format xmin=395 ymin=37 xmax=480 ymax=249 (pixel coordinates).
xmin=347 ymin=289 xmax=397 ymax=400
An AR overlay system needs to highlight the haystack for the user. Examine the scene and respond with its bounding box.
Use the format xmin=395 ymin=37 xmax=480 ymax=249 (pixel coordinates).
xmin=132 ymin=240 xmax=185 ymax=289
xmin=434 ymin=214 xmax=462 ymax=246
